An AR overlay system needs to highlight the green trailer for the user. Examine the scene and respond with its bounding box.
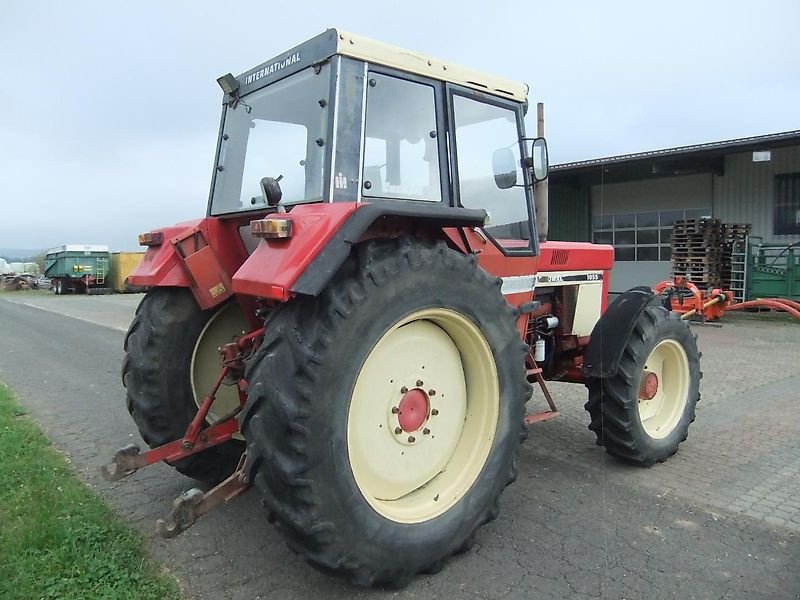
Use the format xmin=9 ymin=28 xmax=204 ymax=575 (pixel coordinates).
xmin=45 ymin=244 xmax=111 ymax=295
xmin=746 ymin=240 xmax=800 ymax=302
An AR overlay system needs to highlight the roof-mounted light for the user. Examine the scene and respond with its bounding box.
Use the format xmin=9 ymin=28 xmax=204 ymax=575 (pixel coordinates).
xmin=216 ymin=73 xmax=239 ymax=96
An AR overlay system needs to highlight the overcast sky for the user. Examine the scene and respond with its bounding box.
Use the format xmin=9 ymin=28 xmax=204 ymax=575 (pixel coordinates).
xmin=1 ymin=0 xmax=798 ymax=251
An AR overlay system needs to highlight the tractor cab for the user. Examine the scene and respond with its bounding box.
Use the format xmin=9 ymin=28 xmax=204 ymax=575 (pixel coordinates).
xmin=208 ymin=28 xmax=548 ymax=254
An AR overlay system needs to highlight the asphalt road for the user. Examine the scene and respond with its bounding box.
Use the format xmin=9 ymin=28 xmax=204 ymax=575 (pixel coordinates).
xmin=1 ymin=291 xmax=798 ymax=599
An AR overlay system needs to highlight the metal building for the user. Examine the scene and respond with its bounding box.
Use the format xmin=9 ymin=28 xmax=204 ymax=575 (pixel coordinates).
xmin=549 ymin=130 xmax=800 ymax=292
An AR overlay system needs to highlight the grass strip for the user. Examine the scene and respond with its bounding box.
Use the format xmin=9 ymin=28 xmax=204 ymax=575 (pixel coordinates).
xmin=0 ymin=383 xmax=181 ymax=600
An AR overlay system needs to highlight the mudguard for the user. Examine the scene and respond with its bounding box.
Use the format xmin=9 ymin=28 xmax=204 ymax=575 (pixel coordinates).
xmin=582 ymin=286 xmax=657 ymax=379
xmin=127 ymin=221 xmax=202 ymax=289
xmin=292 ymin=201 xmax=486 ymax=295
xmin=128 ymin=217 xmax=251 ymax=310
xmin=232 ymin=201 xmax=486 ymax=301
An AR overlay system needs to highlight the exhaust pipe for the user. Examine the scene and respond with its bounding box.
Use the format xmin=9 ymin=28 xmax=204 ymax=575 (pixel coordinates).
xmin=535 ymin=102 xmax=548 ymax=242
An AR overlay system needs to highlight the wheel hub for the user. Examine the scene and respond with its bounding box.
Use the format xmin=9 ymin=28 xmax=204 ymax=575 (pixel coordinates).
xmin=397 ymin=388 xmax=429 ymax=432
xmin=639 ymin=371 xmax=659 ymax=401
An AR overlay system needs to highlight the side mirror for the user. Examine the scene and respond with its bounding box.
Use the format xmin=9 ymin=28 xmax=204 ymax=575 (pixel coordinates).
xmin=260 ymin=175 xmax=283 ymax=206
xmin=492 ymin=147 xmax=518 ymax=190
xmin=528 ymin=138 xmax=549 ymax=182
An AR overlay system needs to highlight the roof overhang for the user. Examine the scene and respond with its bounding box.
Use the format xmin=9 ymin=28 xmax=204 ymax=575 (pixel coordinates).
xmin=551 ymin=130 xmax=800 ymax=186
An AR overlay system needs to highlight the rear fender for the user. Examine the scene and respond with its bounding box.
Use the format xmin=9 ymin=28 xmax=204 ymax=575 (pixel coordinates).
xmin=128 ymin=221 xmax=202 ymax=289
xmin=583 ymin=286 xmax=657 ymax=379
xmin=232 ymin=201 xmax=486 ymax=301
xmin=128 ymin=217 xmax=251 ymax=310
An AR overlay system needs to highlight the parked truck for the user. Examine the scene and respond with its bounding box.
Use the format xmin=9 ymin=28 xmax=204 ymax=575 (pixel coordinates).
xmin=45 ymin=245 xmax=111 ymax=294
xmin=101 ymin=29 xmax=702 ymax=587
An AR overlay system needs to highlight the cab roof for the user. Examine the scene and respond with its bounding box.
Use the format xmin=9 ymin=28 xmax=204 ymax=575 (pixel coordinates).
xmin=235 ymin=28 xmax=529 ymax=103
xmin=333 ymin=29 xmax=528 ymax=102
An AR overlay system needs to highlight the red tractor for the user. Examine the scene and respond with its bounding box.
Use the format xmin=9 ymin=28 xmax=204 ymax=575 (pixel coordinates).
xmin=103 ymin=30 xmax=701 ymax=586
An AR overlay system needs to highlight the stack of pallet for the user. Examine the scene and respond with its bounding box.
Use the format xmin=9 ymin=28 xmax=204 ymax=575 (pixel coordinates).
xmin=722 ymin=223 xmax=752 ymax=246
xmin=671 ymin=218 xmax=725 ymax=289
xmin=671 ymin=218 xmax=752 ymax=289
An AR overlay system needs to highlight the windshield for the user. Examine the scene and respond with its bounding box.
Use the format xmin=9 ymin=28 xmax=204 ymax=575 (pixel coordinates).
xmin=209 ymin=64 xmax=331 ymax=215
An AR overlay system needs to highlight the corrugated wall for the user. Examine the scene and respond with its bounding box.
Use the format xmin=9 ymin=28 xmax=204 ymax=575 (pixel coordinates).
xmin=713 ymin=145 xmax=800 ymax=245
xmin=547 ymin=182 xmax=590 ymax=241
xmin=590 ymin=173 xmax=713 ymax=213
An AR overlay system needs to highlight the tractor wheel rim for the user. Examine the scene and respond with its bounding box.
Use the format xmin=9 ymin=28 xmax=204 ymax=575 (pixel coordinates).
xmin=637 ymin=338 xmax=690 ymax=439
xmin=190 ymin=301 xmax=249 ymax=439
xmin=347 ymin=308 xmax=499 ymax=524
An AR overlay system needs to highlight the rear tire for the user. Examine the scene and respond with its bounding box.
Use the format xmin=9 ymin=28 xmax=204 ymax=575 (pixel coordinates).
xmin=240 ymin=238 xmax=530 ymax=586
xmin=585 ymin=305 xmax=701 ymax=466
xmin=122 ymin=288 xmax=245 ymax=483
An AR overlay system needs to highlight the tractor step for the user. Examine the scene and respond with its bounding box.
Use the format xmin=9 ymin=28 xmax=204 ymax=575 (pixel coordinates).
xmin=156 ymin=454 xmax=250 ymax=539
xmin=524 ymin=358 xmax=559 ymax=425
xmin=524 ymin=410 xmax=560 ymax=425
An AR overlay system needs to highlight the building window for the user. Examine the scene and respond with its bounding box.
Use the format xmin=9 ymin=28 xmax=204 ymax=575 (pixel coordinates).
xmin=774 ymin=174 xmax=800 ymax=235
xmin=592 ymin=208 xmax=711 ymax=261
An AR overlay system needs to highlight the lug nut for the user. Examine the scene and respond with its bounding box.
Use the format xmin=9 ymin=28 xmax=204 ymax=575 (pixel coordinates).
xmin=408 ymin=436 xmax=416 ymax=443
xmin=394 ymin=427 xmax=403 ymax=434
xmin=431 ymin=409 xmax=439 ymax=416
xmin=391 ymin=406 xmax=399 ymax=414
xmin=428 ymin=389 xmax=436 ymax=396
xmin=423 ymin=428 xmax=430 ymax=435
xmin=400 ymin=386 xmax=408 ymax=394
xmin=416 ymin=380 xmax=424 ymax=387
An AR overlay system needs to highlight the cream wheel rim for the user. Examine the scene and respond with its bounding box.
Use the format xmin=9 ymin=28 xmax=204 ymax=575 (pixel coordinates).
xmin=347 ymin=308 xmax=500 ymax=524
xmin=637 ymin=339 xmax=690 ymax=439
xmin=191 ymin=301 xmax=249 ymax=438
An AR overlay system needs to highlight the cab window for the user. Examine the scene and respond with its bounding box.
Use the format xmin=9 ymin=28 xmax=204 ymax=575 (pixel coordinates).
xmin=452 ymin=94 xmax=531 ymax=246
xmin=362 ymin=73 xmax=441 ymax=201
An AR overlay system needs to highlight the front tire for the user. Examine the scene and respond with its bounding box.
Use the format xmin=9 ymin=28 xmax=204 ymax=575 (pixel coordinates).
xmin=240 ymin=239 xmax=530 ymax=586
xmin=585 ymin=305 xmax=701 ymax=466
xmin=122 ymin=288 xmax=246 ymax=483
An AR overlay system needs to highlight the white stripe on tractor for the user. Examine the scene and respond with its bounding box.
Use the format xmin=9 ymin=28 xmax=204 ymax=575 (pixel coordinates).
xmin=535 ymin=271 xmax=603 ymax=287
xmin=501 ymin=275 xmax=536 ymax=295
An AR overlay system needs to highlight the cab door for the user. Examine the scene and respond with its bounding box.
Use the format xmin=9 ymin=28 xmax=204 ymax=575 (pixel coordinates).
xmin=445 ymin=85 xmax=540 ymax=314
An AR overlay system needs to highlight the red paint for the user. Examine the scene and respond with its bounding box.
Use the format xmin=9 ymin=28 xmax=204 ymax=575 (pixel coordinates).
xmin=538 ymin=241 xmax=614 ymax=273
xmin=639 ymin=372 xmax=659 ymax=400
xmin=128 ymin=221 xmax=202 ymax=288
xmin=128 ymin=215 xmax=256 ymax=309
xmin=398 ymin=389 xmax=429 ymax=432
xmin=144 ymin=418 xmax=239 ymax=466
xmin=727 ymin=298 xmax=800 ymax=320
xmin=654 ymin=277 xmax=733 ymax=322
xmin=232 ymin=203 xmax=360 ymax=300
xmin=136 ymin=327 xmax=263 ymax=468
xmin=173 ymin=229 xmax=234 ymax=310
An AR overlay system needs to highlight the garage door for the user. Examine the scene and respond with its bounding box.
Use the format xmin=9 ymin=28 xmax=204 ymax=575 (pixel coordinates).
xmin=593 ymin=207 xmax=710 ymax=293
